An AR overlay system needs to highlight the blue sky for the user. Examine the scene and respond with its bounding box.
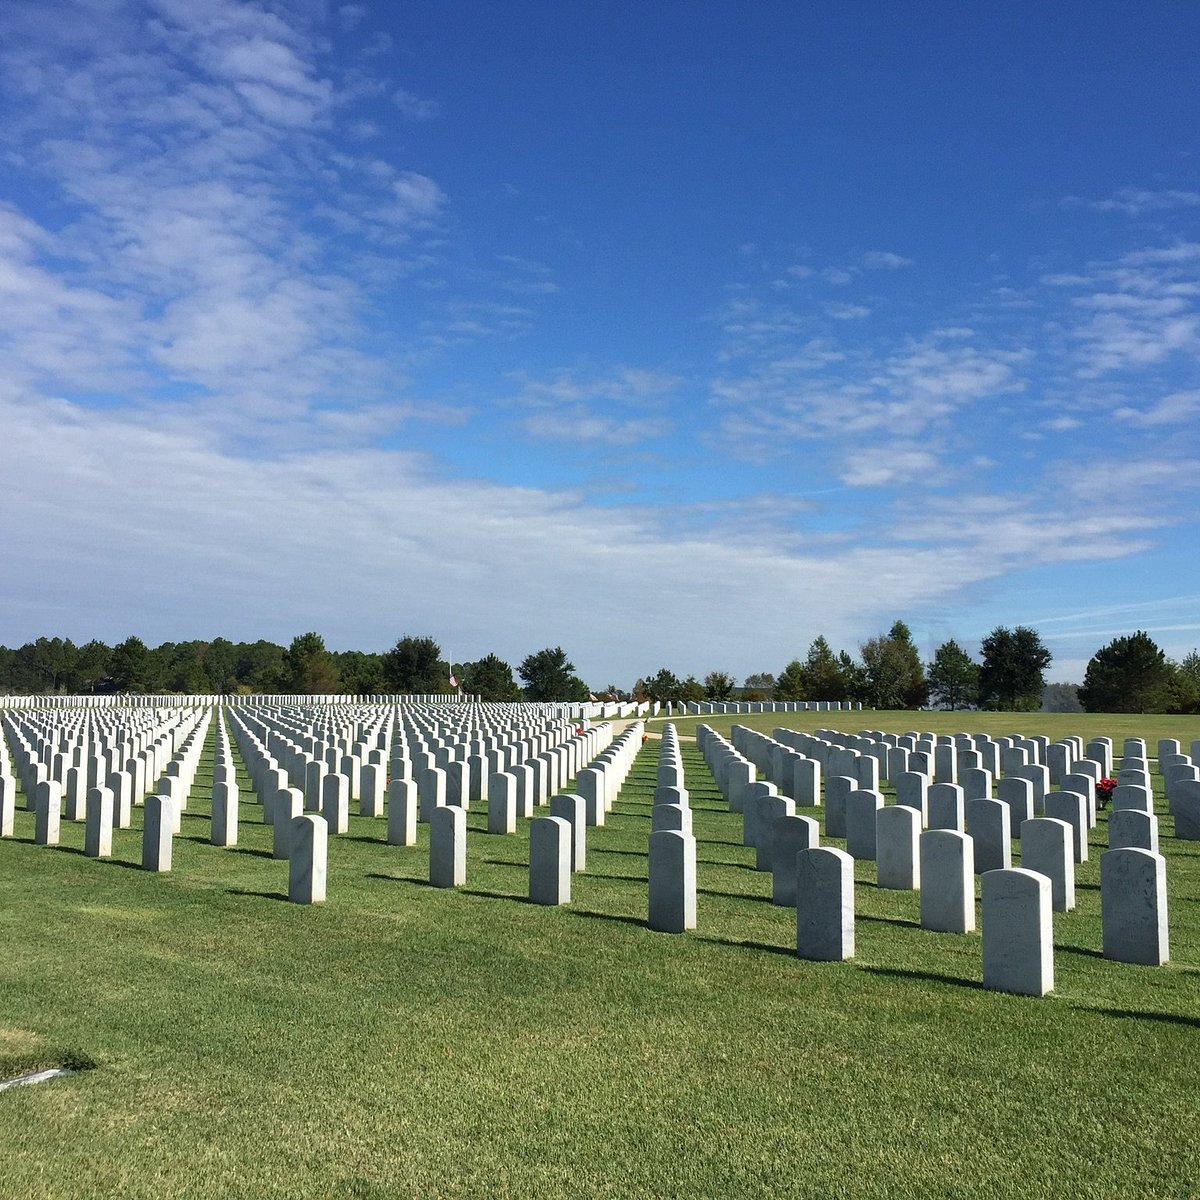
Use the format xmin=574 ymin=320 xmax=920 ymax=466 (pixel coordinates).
xmin=1 ymin=0 xmax=1198 ymax=688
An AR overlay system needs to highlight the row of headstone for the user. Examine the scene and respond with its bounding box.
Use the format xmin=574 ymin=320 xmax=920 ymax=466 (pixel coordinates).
xmin=648 ymin=725 xmax=696 ymax=932
xmin=792 ymin=832 xmax=1167 ymax=991
xmin=3 ymin=703 xmax=1182 ymax=965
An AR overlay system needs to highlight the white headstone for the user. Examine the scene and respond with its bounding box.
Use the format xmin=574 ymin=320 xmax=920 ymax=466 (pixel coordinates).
xmin=1020 ymin=817 xmax=1075 ymax=912
xmin=1101 ymin=847 xmax=1168 ymax=965
xmin=876 ymin=803 xmax=920 ymax=890
xmin=429 ymin=804 xmax=467 ymax=887
xmin=981 ymin=868 xmax=1053 ymax=996
xmin=795 ymin=846 xmax=854 ymax=961
xmin=288 ymin=814 xmax=327 ymax=903
xmin=648 ymin=829 xmax=697 ymax=933
xmin=386 ymin=777 xmax=418 ymax=846
xmin=919 ymin=830 xmax=974 ymax=932
xmin=529 ymin=815 xmax=571 ymax=905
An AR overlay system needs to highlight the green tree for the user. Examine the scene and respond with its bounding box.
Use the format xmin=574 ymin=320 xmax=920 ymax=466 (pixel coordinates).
xmin=382 ymin=635 xmax=445 ymax=693
xmin=742 ymin=672 xmax=775 ymax=700
xmin=838 ymin=651 xmax=867 ymax=702
xmin=0 ymin=645 xmax=15 ymax=692
xmin=1041 ymin=682 xmax=1083 ymax=713
xmin=927 ymin=639 xmax=979 ymax=710
xmin=795 ymin=636 xmax=844 ymax=700
xmin=680 ymin=675 xmax=705 ymax=703
xmin=978 ymin=626 xmax=1052 ymax=711
xmin=860 ymin=621 xmax=928 ymax=709
xmin=519 ymin=646 xmax=588 ymax=701
xmin=461 ymin=654 xmax=522 ymax=701
xmin=1170 ymin=650 xmax=1200 ymax=714
xmin=336 ymin=650 xmax=385 ymax=695
xmin=285 ymin=632 xmax=341 ymax=694
xmin=1078 ymin=631 xmax=1174 ymax=714
xmin=164 ymin=641 xmax=211 ymax=692
xmin=703 ymin=670 xmax=735 ymax=700
xmin=29 ymin=636 xmax=76 ymax=692
xmin=744 ymin=671 xmax=775 ymax=690
xmin=645 ymin=667 xmax=682 ymax=703
xmin=73 ymin=639 xmax=113 ymax=693
xmin=238 ymin=640 xmax=287 ymax=692
xmin=110 ymin=635 xmax=152 ymax=692
xmin=203 ymin=638 xmax=238 ymax=694
xmin=774 ymin=659 xmax=809 ymax=701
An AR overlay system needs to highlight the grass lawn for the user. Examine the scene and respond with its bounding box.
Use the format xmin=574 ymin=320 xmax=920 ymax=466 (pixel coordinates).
xmin=1 ymin=708 xmax=1198 ymax=1199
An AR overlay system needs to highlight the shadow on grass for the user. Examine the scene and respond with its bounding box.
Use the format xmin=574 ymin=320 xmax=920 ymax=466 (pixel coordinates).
xmin=478 ymin=858 xmax=527 ymax=869
xmin=568 ymin=908 xmax=647 ymax=930
xmin=342 ymin=834 xmax=387 ymax=846
xmin=226 ymin=887 xmax=289 ymax=903
xmin=694 ymin=934 xmax=795 ymax=958
xmin=1077 ymin=1006 xmax=1200 ymax=1029
xmin=858 ymin=913 xmax=923 ymax=931
xmin=587 ymin=871 xmax=647 ymax=883
xmin=232 ymin=847 xmax=274 ymax=859
xmin=365 ymin=872 xmax=433 ymax=887
xmin=99 ymin=857 xmax=148 ymax=872
xmin=1054 ymin=943 xmax=1105 ymax=959
xmin=861 ymin=965 xmax=987 ymax=991
xmin=697 ymin=857 xmax=758 ymax=871
xmin=460 ymin=888 xmax=536 ymax=905
xmin=589 ymin=847 xmax=647 ymax=860
xmin=697 ymin=886 xmax=770 ymax=903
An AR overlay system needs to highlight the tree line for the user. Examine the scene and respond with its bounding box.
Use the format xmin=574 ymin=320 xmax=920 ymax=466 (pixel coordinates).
xmin=633 ymin=623 xmax=1200 ymax=714
xmin=0 ymin=634 xmax=590 ymax=703
xmin=2 ymin=624 xmax=1196 ymax=712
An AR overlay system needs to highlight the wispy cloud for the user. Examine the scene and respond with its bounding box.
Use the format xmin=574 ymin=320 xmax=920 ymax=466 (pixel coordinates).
xmin=1043 ymin=243 xmax=1200 ymax=377
xmin=859 ymin=250 xmax=913 ymax=269
xmin=511 ymin=367 xmax=680 ymax=444
xmin=0 ymin=0 xmax=469 ymax=449
xmin=710 ymin=327 xmax=1026 ymax=466
xmin=1113 ymin=390 xmax=1200 ymax=426
xmin=393 ymin=88 xmax=441 ymax=121
xmin=1065 ymin=187 xmax=1200 ymax=216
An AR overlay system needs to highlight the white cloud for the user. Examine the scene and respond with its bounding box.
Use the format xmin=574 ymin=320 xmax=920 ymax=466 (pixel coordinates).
xmin=378 ymin=171 xmax=445 ymax=223
xmin=1113 ymin=390 xmax=1200 ymax=426
xmin=1074 ymin=188 xmax=1200 ymax=216
xmin=393 ymin=89 xmax=440 ymax=120
xmin=1043 ymin=242 xmax=1200 ymax=377
xmin=839 ymin=446 xmax=939 ymax=487
xmin=7 ymin=392 xmax=1182 ymax=683
xmin=826 ymin=302 xmax=870 ymax=320
xmin=511 ymin=367 xmax=681 ymax=444
xmin=711 ymin=329 xmax=1026 ymax=460
xmin=522 ymin=411 xmax=670 ymax=444
xmin=860 ymin=250 xmax=913 ymax=270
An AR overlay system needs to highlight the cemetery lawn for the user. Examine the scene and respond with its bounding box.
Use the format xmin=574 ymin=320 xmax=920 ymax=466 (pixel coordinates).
xmin=1 ymin=712 xmax=1197 ymax=1199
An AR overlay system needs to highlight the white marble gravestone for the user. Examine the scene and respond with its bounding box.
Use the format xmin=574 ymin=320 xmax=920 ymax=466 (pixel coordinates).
xmin=648 ymin=829 xmax=697 ymax=933
xmin=529 ymin=815 xmax=571 ymax=905
xmin=796 ymin=846 xmax=854 ymax=961
xmin=981 ymin=868 xmax=1053 ymax=996
xmin=1101 ymin=847 xmax=1168 ymax=965
xmin=288 ymin=814 xmax=328 ymax=904
xmin=429 ymin=804 xmax=467 ymax=887
xmin=919 ymin=830 xmax=974 ymax=933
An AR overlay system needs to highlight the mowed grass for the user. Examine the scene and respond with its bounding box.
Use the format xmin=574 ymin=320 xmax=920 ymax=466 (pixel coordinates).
xmin=0 ymin=709 xmax=1197 ymax=1199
